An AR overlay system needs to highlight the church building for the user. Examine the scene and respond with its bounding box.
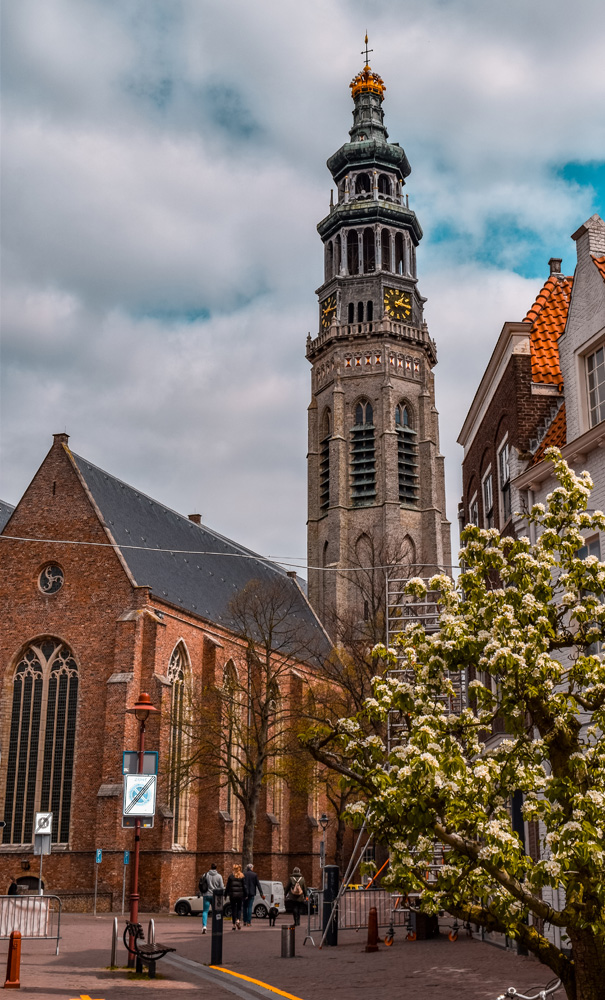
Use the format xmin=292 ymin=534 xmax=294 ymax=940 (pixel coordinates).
xmin=306 ymin=51 xmax=451 ymax=630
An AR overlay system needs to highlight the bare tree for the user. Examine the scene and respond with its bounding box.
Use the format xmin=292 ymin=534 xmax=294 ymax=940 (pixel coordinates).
xmin=170 ymin=577 xmax=325 ymax=866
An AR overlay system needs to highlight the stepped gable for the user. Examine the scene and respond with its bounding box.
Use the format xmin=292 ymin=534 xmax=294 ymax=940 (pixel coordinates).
xmin=523 ymin=274 xmax=573 ymax=385
xmin=0 ymin=500 xmax=15 ymax=532
xmin=532 ymin=403 xmax=567 ymax=464
xmin=71 ymin=452 xmax=329 ymax=658
xmin=593 ymin=255 xmax=605 ymax=282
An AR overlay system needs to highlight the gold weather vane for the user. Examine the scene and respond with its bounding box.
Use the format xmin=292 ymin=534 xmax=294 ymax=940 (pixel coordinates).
xmin=362 ymin=32 xmax=373 ymax=67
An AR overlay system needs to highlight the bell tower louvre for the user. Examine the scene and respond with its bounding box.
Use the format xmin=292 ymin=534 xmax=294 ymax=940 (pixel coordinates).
xmin=306 ymin=42 xmax=451 ymax=635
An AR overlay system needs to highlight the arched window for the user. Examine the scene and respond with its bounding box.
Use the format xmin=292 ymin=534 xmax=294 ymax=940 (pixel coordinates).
xmin=348 ymin=302 xmax=354 ymax=324
xmin=363 ymin=228 xmax=375 ymax=273
xmin=378 ymin=174 xmax=391 ymax=195
xmin=320 ymin=409 xmax=331 ymax=511
xmin=395 ymin=233 xmax=404 ymax=275
xmin=366 ymin=300 xmax=373 ymax=322
xmin=334 ymin=235 xmax=341 ymax=275
xmin=347 ymin=230 xmax=359 ymax=275
xmin=356 ymin=173 xmax=371 ymax=194
xmin=357 ymin=301 xmax=364 ymax=323
xmin=223 ymin=660 xmax=238 ymax=820
xmin=395 ymin=404 xmax=419 ymax=505
xmin=168 ymin=643 xmax=188 ymax=846
xmin=2 ymin=639 xmax=78 ymax=845
xmin=381 ymin=229 xmax=391 ymax=272
xmin=326 ymin=241 xmax=333 ymax=281
xmin=351 ymin=400 xmax=376 ymax=506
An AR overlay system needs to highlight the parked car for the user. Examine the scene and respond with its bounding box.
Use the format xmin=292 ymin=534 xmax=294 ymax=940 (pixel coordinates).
xmin=174 ymin=879 xmax=285 ymax=919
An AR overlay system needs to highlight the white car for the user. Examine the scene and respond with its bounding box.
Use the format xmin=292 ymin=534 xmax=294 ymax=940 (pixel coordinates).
xmin=174 ymin=879 xmax=285 ymax=919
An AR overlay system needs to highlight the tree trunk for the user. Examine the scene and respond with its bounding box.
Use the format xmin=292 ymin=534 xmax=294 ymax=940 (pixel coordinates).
xmin=241 ymin=761 xmax=265 ymax=867
xmin=566 ymin=928 xmax=605 ymax=1000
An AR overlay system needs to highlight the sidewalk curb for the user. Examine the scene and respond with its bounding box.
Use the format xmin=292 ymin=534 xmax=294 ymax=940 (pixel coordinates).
xmin=164 ymin=955 xmax=306 ymax=1000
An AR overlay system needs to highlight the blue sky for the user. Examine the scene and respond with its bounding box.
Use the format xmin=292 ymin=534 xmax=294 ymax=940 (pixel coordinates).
xmin=1 ymin=0 xmax=604 ymax=569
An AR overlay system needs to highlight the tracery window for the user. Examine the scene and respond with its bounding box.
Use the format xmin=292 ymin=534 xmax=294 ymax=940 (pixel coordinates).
xmin=168 ymin=643 xmax=188 ymax=847
xmin=2 ymin=639 xmax=78 ymax=845
xmin=395 ymin=404 xmax=419 ymax=505
xmin=351 ymin=400 xmax=376 ymax=506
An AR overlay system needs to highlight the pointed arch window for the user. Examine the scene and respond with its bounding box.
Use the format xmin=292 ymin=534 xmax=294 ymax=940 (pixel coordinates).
xmin=320 ymin=409 xmax=331 ymax=511
xmin=395 ymin=404 xmax=419 ymax=505
xmin=381 ymin=229 xmax=391 ymax=271
xmin=351 ymin=400 xmax=376 ymax=506
xmin=168 ymin=643 xmax=188 ymax=847
xmin=2 ymin=639 xmax=78 ymax=845
xmin=223 ymin=660 xmax=239 ymax=823
xmin=347 ymin=230 xmax=359 ymax=275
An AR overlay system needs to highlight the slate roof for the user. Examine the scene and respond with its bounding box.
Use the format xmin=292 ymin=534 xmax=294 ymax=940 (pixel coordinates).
xmin=70 ymin=452 xmax=329 ymax=660
xmin=0 ymin=500 xmax=15 ymax=532
xmin=523 ymin=275 xmax=573 ymax=385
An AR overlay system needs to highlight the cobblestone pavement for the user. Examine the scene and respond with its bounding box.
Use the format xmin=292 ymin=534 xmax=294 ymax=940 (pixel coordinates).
xmin=1 ymin=912 xmax=558 ymax=1000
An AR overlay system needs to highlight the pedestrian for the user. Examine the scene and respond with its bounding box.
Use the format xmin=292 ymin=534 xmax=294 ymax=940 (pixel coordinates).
xmin=225 ymin=863 xmax=246 ymax=930
xmin=285 ymin=866 xmax=307 ymax=926
xmin=243 ymin=863 xmax=265 ymax=926
xmin=7 ymin=876 xmax=18 ymax=896
xmin=198 ymin=863 xmax=224 ymax=935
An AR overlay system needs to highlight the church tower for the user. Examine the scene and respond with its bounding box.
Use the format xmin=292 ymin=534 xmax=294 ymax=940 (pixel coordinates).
xmin=306 ymin=46 xmax=451 ymax=631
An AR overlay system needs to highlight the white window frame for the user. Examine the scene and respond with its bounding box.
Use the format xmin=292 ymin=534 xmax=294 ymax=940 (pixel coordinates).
xmin=498 ymin=438 xmax=511 ymax=525
xmin=482 ymin=468 xmax=494 ymax=529
xmin=469 ymin=492 xmax=479 ymax=527
xmin=586 ymin=345 xmax=605 ymax=429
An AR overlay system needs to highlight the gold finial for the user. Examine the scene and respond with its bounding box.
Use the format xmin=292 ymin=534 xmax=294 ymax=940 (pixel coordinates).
xmin=362 ymin=32 xmax=372 ymax=67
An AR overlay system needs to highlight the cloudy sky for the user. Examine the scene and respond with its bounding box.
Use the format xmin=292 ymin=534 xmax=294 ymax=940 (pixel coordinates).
xmin=2 ymin=0 xmax=604 ymax=572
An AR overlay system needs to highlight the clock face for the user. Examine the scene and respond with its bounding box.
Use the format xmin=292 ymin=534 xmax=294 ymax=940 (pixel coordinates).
xmin=383 ymin=287 xmax=412 ymax=322
xmin=321 ymin=293 xmax=337 ymax=330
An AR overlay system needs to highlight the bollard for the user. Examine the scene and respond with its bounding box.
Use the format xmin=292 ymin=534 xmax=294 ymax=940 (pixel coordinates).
xmin=365 ymin=907 xmax=379 ymax=952
xmin=281 ymin=924 xmax=295 ymax=957
xmin=211 ymin=889 xmax=224 ymax=967
xmin=110 ymin=916 xmax=118 ymax=968
xmin=4 ymin=930 xmax=21 ymax=989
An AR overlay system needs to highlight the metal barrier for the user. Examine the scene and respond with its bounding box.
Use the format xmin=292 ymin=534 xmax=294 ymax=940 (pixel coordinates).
xmin=307 ymin=890 xmax=408 ymax=932
xmin=0 ymin=894 xmax=62 ymax=955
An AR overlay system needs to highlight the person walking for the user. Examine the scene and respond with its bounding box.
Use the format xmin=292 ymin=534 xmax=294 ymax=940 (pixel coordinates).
xmin=285 ymin=866 xmax=307 ymax=926
xmin=225 ymin=863 xmax=246 ymax=930
xmin=7 ymin=876 xmax=18 ymax=896
xmin=199 ymin=863 xmax=224 ymax=934
xmin=243 ymin=863 xmax=264 ymax=926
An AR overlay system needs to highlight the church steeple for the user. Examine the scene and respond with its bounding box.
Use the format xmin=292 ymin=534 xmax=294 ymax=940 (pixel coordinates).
xmin=306 ymin=44 xmax=451 ymax=635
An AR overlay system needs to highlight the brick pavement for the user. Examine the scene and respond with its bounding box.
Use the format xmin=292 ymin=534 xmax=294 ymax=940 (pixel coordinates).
xmin=1 ymin=912 xmax=556 ymax=1000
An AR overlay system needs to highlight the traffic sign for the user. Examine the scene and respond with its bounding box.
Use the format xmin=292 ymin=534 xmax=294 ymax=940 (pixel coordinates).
xmin=123 ymin=851 xmax=130 ymax=865
xmin=123 ymin=774 xmax=157 ymax=817
xmin=122 ymin=751 xmax=158 ymax=775
xmin=96 ymin=849 xmax=102 ymax=863
xmin=34 ymin=812 xmax=53 ymax=836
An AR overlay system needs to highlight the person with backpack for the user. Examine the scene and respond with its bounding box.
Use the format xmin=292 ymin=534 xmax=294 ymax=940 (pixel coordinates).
xmin=243 ymin=863 xmax=264 ymax=926
xmin=285 ymin=866 xmax=307 ymax=926
xmin=198 ymin=863 xmax=224 ymax=934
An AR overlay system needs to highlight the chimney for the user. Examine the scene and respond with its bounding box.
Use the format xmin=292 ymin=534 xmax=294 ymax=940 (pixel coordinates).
xmin=188 ymin=514 xmax=202 ymax=524
xmin=53 ymin=433 xmax=69 ymax=445
xmin=548 ymin=258 xmax=562 ymax=276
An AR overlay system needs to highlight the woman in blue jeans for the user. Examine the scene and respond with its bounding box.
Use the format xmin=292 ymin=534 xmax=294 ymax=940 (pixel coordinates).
xmin=199 ymin=863 xmax=224 ymax=934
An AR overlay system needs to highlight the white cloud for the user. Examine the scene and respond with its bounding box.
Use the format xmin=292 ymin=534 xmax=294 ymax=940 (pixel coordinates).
xmin=1 ymin=0 xmax=604 ymax=570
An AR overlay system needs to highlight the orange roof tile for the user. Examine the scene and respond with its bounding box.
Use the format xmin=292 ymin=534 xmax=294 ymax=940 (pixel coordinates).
xmin=523 ymin=275 xmax=573 ymax=385
xmin=594 ymin=255 xmax=605 ymax=282
xmin=532 ymin=402 xmax=567 ymax=463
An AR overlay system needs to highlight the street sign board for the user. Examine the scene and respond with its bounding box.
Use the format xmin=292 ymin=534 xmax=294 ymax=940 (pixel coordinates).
xmin=96 ymin=849 xmax=102 ymax=863
xmin=34 ymin=812 xmax=53 ymax=836
xmin=33 ymin=834 xmax=51 ymax=856
xmin=122 ymin=815 xmax=154 ymax=829
xmin=123 ymin=850 xmax=130 ymax=865
xmin=123 ymin=774 xmax=157 ymax=817
xmin=122 ymin=751 xmax=158 ymax=775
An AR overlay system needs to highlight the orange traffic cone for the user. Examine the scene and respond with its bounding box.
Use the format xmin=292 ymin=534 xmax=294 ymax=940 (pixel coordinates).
xmin=4 ymin=929 xmax=21 ymax=989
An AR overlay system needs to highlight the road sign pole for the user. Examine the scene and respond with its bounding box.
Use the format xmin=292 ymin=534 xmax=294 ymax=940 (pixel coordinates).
xmin=38 ymin=850 xmax=43 ymax=897
xmin=122 ymin=851 xmax=129 ymax=915
xmin=94 ymin=861 xmax=98 ymax=916
xmin=128 ymin=718 xmax=146 ymax=967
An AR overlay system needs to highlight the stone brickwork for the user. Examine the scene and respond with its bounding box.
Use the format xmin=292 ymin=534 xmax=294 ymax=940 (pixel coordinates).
xmin=0 ymin=436 xmax=331 ymax=910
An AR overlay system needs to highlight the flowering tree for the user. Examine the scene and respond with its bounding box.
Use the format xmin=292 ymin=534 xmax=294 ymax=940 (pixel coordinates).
xmin=319 ymin=453 xmax=605 ymax=1000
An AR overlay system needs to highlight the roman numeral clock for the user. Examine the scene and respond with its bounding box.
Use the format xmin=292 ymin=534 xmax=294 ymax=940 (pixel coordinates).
xmin=305 ymin=42 xmax=451 ymax=630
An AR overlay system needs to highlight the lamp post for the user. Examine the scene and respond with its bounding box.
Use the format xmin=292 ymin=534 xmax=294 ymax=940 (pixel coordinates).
xmin=319 ymin=812 xmax=329 ymax=885
xmin=125 ymin=692 xmax=159 ymax=968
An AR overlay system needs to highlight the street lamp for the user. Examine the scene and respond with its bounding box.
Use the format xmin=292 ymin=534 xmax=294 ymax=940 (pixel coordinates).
xmin=125 ymin=692 xmax=159 ymax=967
xmin=319 ymin=812 xmax=329 ymax=881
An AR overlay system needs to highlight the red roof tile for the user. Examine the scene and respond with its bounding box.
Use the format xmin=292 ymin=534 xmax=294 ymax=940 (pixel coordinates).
xmin=594 ymin=255 xmax=605 ymax=282
xmin=523 ymin=275 xmax=573 ymax=385
xmin=532 ymin=402 xmax=567 ymax=463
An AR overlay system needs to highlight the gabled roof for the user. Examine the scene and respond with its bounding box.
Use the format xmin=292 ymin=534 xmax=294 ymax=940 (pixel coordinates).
xmin=594 ymin=256 xmax=605 ymax=282
xmin=532 ymin=402 xmax=567 ymax=464
xmin=523 ymin=275 xmax=573 ymax=385
xmin=0 ymin=500 xmax=15 ymax=532
xmin=70 ymin=452 xmax=330 ymax=660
